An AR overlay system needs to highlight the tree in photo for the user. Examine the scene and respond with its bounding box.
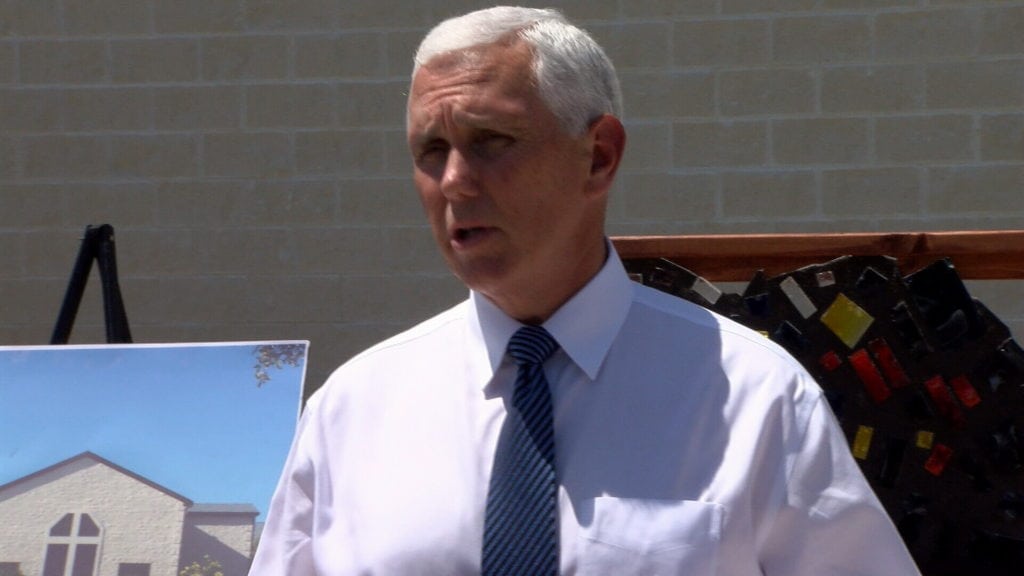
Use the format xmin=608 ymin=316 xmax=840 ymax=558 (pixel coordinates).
xmin=252 ymin=343 xmax=306 ymax=387
xmin=179 ymin=555 xmax=224 ymax=576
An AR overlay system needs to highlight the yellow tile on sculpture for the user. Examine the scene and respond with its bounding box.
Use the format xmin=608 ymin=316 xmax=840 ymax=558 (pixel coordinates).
xmin=820 ymin=293 xmax=874 ymax=349
xmin=853 ymin=425 xmax=874 ymax=460
xmin=916 ymin=430 xmax=935 ymax=450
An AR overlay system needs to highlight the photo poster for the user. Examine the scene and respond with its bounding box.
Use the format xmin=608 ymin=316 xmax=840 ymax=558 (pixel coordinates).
xmin=0 ymin=341 xmax=308 ymax=576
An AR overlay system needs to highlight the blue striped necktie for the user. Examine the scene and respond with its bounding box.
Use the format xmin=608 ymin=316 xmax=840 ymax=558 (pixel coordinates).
xmin=482 ymin=325 xmax=560 ymax=575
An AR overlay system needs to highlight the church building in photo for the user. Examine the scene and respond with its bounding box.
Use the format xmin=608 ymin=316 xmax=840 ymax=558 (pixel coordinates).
xmin=0 ymin=452 xmax=258 ymax=576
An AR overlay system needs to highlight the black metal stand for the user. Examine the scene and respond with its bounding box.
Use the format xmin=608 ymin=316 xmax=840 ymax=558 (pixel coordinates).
xmin=50 ymin=224 xmax=133 ymax=344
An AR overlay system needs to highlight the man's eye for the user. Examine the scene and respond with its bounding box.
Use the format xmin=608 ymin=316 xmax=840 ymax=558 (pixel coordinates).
xmin=476 ymin=133 xmax=514 ymax=156
xmin=416 ymin=141 xmax=449 ymax=164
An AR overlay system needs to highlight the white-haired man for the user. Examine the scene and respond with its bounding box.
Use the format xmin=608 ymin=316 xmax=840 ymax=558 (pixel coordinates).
xmin=249 ymin=6 xmax=920 ymax=575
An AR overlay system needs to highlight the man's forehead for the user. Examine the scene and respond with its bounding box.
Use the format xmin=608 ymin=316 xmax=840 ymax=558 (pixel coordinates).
xmin=410 ymin=46 xmax=535 ymax=108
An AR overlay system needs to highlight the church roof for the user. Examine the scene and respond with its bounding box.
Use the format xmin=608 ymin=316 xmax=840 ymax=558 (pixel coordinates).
xmin=0 ymin=451 xmax=194 ymax=506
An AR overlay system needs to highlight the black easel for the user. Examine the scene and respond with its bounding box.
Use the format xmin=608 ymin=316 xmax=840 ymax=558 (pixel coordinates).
xmin=50 ymin=224 xmax=133 ymax=344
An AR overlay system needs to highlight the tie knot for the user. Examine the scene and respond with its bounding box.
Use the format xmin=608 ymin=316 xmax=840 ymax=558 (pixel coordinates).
xmin=508 ymin=325 xmax=559 ymax=366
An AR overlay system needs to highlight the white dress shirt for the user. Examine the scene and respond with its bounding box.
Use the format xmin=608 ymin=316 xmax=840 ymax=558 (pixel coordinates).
xmin=249 ymin=248 xmax=920 ymax=575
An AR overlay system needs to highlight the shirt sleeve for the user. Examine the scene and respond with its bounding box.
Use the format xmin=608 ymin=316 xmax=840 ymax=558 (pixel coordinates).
xmin=248 ymin=409 xmax=318 ymax=576
xmin=758 ymin=396 xmax=922 ymax=576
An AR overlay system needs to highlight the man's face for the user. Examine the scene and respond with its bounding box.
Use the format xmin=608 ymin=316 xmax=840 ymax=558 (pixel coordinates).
xmin=406 ymin=41 xmax=609 ymax=321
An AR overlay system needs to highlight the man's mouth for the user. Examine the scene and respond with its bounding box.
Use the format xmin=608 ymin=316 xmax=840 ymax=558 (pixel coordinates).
xmin=453 ymin=227 xmax=490 ymax=245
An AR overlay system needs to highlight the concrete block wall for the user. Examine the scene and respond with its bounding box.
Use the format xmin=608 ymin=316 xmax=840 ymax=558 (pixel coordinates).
xmin=1 ymin=0 xmax=1021 ymax=394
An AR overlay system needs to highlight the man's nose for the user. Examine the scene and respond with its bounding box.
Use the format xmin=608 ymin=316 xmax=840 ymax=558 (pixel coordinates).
xmin=440 ymin=148 xmax=477 ymax=199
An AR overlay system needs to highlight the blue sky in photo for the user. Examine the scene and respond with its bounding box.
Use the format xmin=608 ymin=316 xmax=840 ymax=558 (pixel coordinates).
xmin=0 ymin=342 xmax=307 ymax=521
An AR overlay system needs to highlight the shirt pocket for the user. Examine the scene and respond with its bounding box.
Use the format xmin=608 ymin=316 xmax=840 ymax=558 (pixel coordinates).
xmin=577 ymin=497 xmax=724 ymax=576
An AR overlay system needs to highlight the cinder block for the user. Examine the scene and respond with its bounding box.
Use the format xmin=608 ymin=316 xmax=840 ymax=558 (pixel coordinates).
xmin=246 ymin=84 xmax=334 ymax=129
xmin=154 ymin=0 xmax=246 ymax=33
xmin=0 ymin=88 xmax=63 ymax=132
xmin=615 ymin=173 xmax=718 ymax=223
xmin=109 ymin=134 xmax=199 ymax=178
xmin=194 ymin=227 xmax=292 ymax=274
xmin=105 ymin=227 xmax=197 ymax=278
xmin=719 ymin=68 xmax=815 ymax=116
xmin=721 ymin=170 xmax=817 ymax=218
xmin=134 ymin=276 xmax=249 ymax=325
xmin=821 ymin=168 xmax=921 ymax=217
xmin=620 ymin=71 xmax=714 ymax=119
xmin=153 ymin=86 xmax=243 ymax=130
xmin=387 ymin=29 xmax=423 ymax=78
xmin=295 ymin=33 xmax=387 ymax=79
xmin=245 ymin=276 xmax=345 ymax=323
xmin=22 ymin=135 xmax=108 ymax=178
xmin=295 ymin=130 xmax=386 ymax=176
xmin=0 ymin=136 xmax=15 ymax=180
xmin=623 ymin=0 xmax=716 ymax=16
xmin=336 ymin=178 xmax=424 ymax=226
xmin=674 ymin=19 xmax=770 ymax=67
xmin=0 ymin=42 xmax=14 ymax=84
xmin=774 ymin=15 xmax=871 ymax=64
xmin=980 ymin=114 xmax=1024 ymax=161
xmin=65 ymin=88 xmax=152 ymax=132
xmin=154 ymin=180 xmax=252 ymax=227
xmin=61 ymin=183 xmax=159 ymax=229
xmin=203 ymin=132 xmax=293 ymax=178
xmin=201 ymin=36 xmax=289 ymax=81
xmin=235 ymin=227 xmax=375 ymax=276
xmin=927 ymin=61 xmax=1024 ymax=109
xmin=875 ymin=115 xmax=973 ymax=163
xmin=876 ymin=9 xmax=978 ymax=60
xmin=24 ymin=224 xmax=98 ymax=276
xmin=0 ymin=231 xmax=25 ymax=276
xmin=245 ymin=0 xmax=339 ymax=30
xmin=589 ymin=22 xmax=672 ymax=71
xmin=928 ymin=165 xmax=1024 ymax=215
xmin=336 ymin=0 xmax=437 ymax=28
xmin=0 ymin=186 xmax=68 ymax=228
xmin=773 ymin=118 xmax=870 ymax=165
xmin=111 ymin=39 xmax=200 ymax=83
xmin=980 ymin=6 xmax=1024 ymax=55
xmin=604 ymin=219 xmax=679 ymax=238
xmin=0 ymin=0 xmax=61 ymax=36
xmin=19 ymin=40 xmax=107 ymax=84
xmin=251 ymin=180 xmax=340 ymax=227
xmin=162 ymin=180 xmax=338 ymax=228
xmin=0 ymin=278 xmax=68 ymax=325
xmin=63 ymin=0 xmax=152 ymax=35
xmin=721 ymin=0 xmax=815 ymax=13
xmin=543 ymin=0 xmax=619 ymax=21
xmin=380 ymin=225 xmax=452 ymax=274
xmin=822 ymin=65 xmax=924 ymax=113
xmin=903 ymin=215 xmax=1024 ymax=233
xmin=674 ymin=121 xmax=768 ymax=167
xmin=621 ymin=122 xmax=673 ymax=172
xmin=384 ymin=128 xmax=413 ymax=175
xmin=818 ymin=0 xmax=917 ymax=8
xmin=336 ymin=81 xmax=408 ymax=128
xmin=340 ymin=273 xmax=463 ymax=324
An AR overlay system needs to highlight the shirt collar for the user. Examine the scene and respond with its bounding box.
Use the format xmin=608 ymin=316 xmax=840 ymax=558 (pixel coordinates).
xmin=468 ymin=242 xmax=634 ymax=386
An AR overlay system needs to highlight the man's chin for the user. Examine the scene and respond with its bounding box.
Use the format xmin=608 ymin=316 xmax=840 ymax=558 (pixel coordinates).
xmin=447 ymin=258 xmax=512 ymax=295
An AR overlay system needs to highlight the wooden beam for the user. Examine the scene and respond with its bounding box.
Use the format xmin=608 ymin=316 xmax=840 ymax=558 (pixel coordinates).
xmin=611 ymin=230 xmax=1024 ymax=281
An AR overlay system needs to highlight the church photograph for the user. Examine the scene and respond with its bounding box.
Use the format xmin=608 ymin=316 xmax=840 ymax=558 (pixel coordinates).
xmin=0 ymin=342 xmax=308 ymax=576
xmin=0 ymin=451 xmax=258 ymax=576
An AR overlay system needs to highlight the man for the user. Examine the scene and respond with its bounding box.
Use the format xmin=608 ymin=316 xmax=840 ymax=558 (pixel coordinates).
xmin=250 ymin=6 xmax=920 ymax=575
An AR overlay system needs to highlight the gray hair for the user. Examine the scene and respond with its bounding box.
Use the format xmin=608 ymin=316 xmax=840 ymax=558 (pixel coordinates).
xmin=411 ymin=6 xmax=623 ymax=136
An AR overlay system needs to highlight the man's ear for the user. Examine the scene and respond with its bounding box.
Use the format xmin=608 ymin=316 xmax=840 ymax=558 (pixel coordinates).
xmin=585 ymin=114 xmax=626 ymax=197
